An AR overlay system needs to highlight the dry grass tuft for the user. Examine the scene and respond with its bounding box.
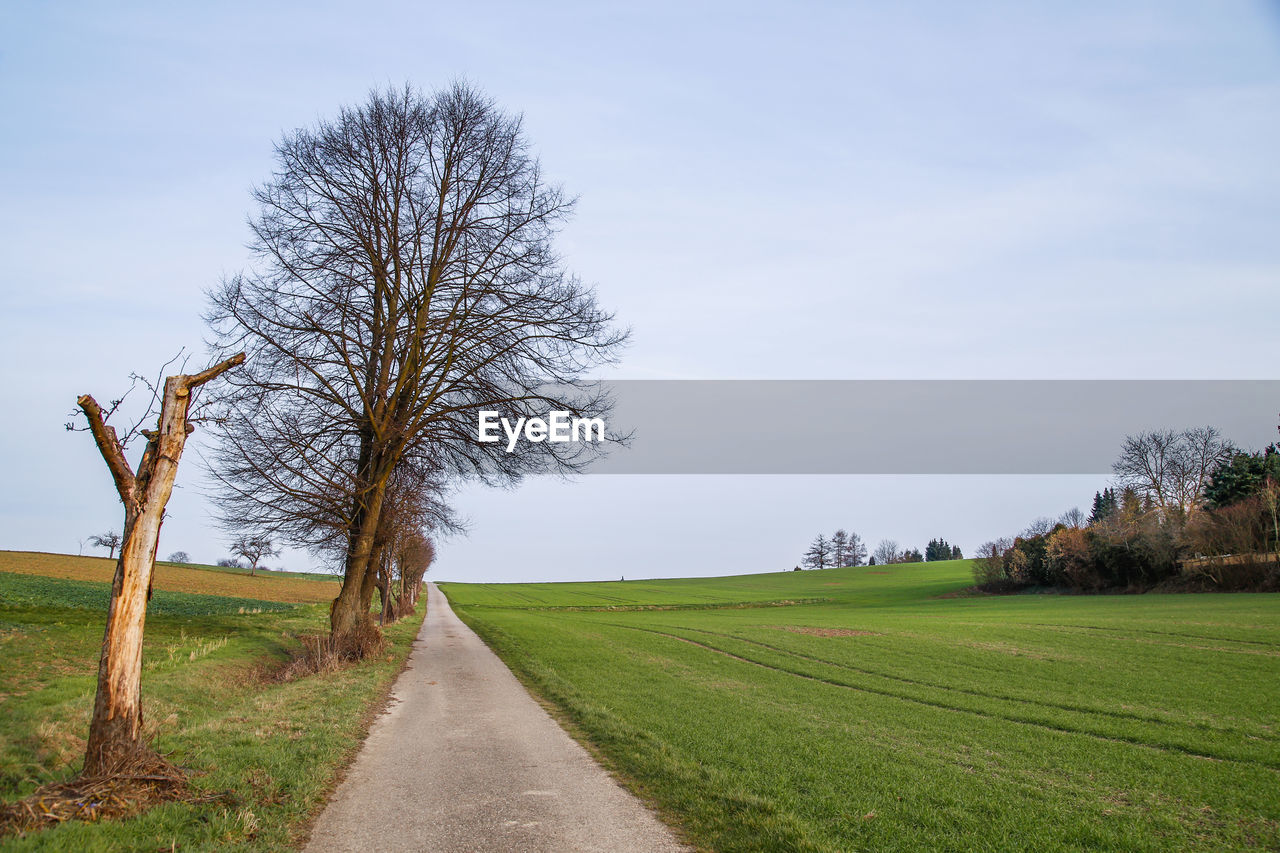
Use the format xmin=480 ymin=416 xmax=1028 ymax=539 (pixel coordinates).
xmin=277 ymin=622 xmax=387 ymax=681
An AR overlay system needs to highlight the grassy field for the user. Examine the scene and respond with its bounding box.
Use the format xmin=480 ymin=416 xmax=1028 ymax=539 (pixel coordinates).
xmin=0 ymin=551 xmax=421 ymax=852
xmin=442 ymin=561 xmax=1280 ymax=852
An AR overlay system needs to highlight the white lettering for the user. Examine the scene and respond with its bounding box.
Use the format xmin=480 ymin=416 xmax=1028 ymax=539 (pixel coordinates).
xmin=525 ymin=417 xmax=548 ymax=443
xmin=477 ymin=411 xmax=501 ymax=443
xmin=548 ymin=411 xmax=571 ymax=442
xmin=479 ymin=410 xmax=606 ymax=451
xmin=503 ymin=416 xmax=526 ymax=452
xmin=573 ymin=417 xmax=605 ymax=442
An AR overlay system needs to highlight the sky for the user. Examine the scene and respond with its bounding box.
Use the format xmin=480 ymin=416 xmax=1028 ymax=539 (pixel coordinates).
xmin=1 ymin=1 xmax=1278 ymax=582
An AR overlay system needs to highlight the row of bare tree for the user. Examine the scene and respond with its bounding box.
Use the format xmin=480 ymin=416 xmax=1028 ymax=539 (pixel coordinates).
xmin=203 ymin=82 xmax=623 ymax=642
xmin=69 ymin=82 xmax=624 ymax=784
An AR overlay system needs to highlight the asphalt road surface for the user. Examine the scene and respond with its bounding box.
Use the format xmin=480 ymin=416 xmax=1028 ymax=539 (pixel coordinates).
xmin=305 ymin=582 xmax=690 ymax=853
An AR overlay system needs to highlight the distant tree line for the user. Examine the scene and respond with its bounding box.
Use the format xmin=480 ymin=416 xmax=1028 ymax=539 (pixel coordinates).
xmin=802 ymin=529 xmax=866 ymax=569
xmin=800 ymin=531 xmax=960 ymax=569
xmin=974 ymin=423 xmax=1280 ymax=593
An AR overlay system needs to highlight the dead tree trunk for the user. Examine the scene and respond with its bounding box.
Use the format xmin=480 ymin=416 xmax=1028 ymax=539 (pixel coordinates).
xmin=77 ymin=353 xmax=245 ymax=778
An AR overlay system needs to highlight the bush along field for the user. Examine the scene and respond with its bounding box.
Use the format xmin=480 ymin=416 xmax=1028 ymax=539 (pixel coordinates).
xmin=0 ymin=553 xmax=423 ymax=852
xmin=443 ymin=560 xmax=1280 ymax=853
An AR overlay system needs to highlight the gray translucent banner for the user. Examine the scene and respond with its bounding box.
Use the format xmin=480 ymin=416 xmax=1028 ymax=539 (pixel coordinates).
xmin=552 ymin=380 xmax=1279 ymax=474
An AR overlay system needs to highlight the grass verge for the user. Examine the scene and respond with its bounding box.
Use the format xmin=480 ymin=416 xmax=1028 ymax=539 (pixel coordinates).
xmin=0 ymin=567 xmax=424 ymax=852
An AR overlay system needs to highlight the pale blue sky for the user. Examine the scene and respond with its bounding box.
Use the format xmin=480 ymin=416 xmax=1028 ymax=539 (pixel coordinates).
xmin=2 ymin=2 xmax=1278 ymax=580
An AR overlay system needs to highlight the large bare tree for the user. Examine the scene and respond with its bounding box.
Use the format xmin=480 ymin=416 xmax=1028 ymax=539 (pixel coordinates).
xmin=206 ymin=83 xmax=625 ymax=644
xmin=1113 ymin=427 xmax=1235 ymax=521
xmin=74 ymin=353 xmax=244 ymax=777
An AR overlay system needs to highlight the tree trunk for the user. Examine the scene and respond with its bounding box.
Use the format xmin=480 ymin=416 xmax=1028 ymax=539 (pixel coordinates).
xmin=330 ymin=483 xmax=387 ymax=639
xmin=359 ymin=542 xmax=385 ymax=624
xmin=376 ymin=564 xmax=393 ymax=626
xmin=78 ymin=354 xmax=244 ymax=778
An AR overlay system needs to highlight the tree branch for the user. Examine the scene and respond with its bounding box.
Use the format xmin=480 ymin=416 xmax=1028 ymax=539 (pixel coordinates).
xmin=76 ymin=394 xmax=137 ymax=505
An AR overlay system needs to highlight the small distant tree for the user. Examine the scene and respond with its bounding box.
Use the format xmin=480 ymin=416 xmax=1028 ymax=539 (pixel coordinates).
xmin=827 ymin=529 xmax=867 ymax=567
xmin=900 ymin=547 xmax=923 ymax=564
xmin=1089 ymin=488 xmax=1118 ymax=524
xmin=216 ymin=558 xmax=243 ymax=568
xmin=845 ymin=531 xmax=867 ymax=566
xmin=925 ymin=538 xmax=958 ymax=561
xmin=1058 ymin=507 xmax=1086 ymax=529
xmin=951 ymin=544 xmax=963 ymax=559
xmin=167 ymin=551 xmax=190 ymax=563
xmin=229 ymin=534 xmax=278 ymax=577
xmin=803 ymin=534 xmax=831 ymax=570
xmin=88 ymin=531 xmax=122 ymax=559
xmin=1021 ymin=517 xmax=1056 ymax=539
xmin=873 ymin=539 xmax=901 ymax=565
xmin=830 ymin=530 xmax=849 ymax=567
xmin=972 ymin=538 xmax=1013 ymax=589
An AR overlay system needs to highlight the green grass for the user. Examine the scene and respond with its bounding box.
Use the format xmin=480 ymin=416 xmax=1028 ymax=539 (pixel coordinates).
xmin=0 ymin=566 xmax=424 ymax=852
xmin=442 ymin=561 xmax=1280 ymax=852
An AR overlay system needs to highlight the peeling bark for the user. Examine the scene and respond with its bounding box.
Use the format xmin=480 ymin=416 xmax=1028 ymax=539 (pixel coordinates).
xmin=78 ymin=353 xmax=244 ymax=778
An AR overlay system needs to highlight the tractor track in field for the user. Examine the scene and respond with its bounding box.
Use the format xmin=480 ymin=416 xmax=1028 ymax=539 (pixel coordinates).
xmin=609 ymin=622 xmax=1280 ymax=773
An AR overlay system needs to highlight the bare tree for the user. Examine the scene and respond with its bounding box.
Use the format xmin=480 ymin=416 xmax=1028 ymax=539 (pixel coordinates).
xmin=167 ymin=551 xmax=191 ymax=563
xmin=845 ymin=530 xmax=868 ymax=566
xmin=873 ymin=539 xmax=902 ymax=565
xmin=803 ymin=534 xmax=831 ymax=569
xmin=1058 ymin=507 xmax=1086 ymax=529
xmin=1021 ymin=516 xmax=1056 ymax=539
xmin=829 ymin=529 xmax=867 ymax=567
xmin=972 ymin=538 xmax=1014 ymax=587
xmin=369 ymin=465 xmax=456 ymax=624
xmin=88 ymin=531 xmax=122 ymax=559
xmin=830 ymin=529 xmax=849 ymax=568
xmin=206 ymin=83 xmax=625 ymax=647
xmin=1113 ymin=427 xmax=1234 ymax=521
xmin=229 ymin=534 xmax=278 ymax=577
xmin=377 ymin=521 xmax=436 ymax=624
xmin=72 ymin=353 xmax=244 ymax=777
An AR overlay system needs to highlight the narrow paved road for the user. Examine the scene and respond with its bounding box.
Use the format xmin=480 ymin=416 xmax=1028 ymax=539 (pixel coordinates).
xmin=305 ymin=583 xmax=690 ymax=853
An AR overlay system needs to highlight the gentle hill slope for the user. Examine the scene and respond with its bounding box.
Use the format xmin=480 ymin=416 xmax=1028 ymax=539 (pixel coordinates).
xmin=441 ymin=559 xmax=974 ymax=608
